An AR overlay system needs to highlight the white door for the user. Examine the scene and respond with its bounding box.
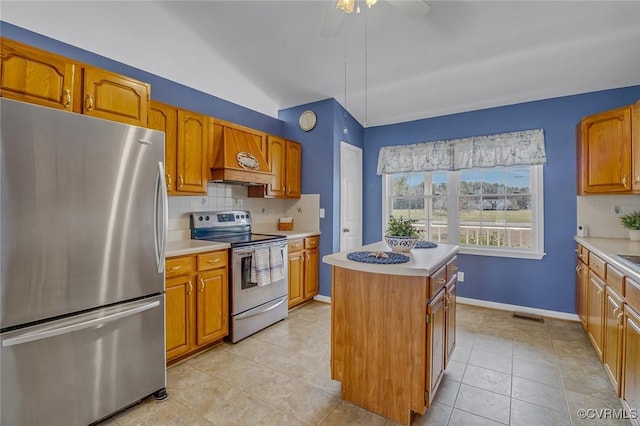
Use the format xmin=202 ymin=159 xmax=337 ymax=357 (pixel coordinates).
xmin=340 ymin=142 xmax=362 ymax=251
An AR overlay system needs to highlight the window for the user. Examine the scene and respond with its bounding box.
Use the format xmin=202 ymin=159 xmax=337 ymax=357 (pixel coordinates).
xmin=383 ymin=165 xmax=544 ymax=259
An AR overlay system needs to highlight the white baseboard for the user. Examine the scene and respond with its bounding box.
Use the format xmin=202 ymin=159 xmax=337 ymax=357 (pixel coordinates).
xmin=456 ymin=296 xmax=579 ymax=322
xmin=312 ymin=295 xmax=331 ymax=304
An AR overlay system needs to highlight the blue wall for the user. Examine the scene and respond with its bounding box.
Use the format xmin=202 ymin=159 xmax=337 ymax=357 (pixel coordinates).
xmin=363 ymin=87 xmax=640 ymax=313
xmin=279 ymin=99 xmax=364 ymax=297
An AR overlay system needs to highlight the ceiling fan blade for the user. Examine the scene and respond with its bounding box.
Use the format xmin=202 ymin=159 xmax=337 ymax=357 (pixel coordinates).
xmin=320 ymin=2 xmax=345 ymax=38
xmin=386 ymin=0 xmax=431 ymax=19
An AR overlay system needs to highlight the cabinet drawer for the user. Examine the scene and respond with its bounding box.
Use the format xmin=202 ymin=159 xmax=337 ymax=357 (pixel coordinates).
xmin=589 ymin=253 xmax=606 ymax=280
xmin=606 ymin=264 xmax=625 ymax=297
xmin=288 ymin=239 xmax=304 ymax=253
xmin=304 ymin=236 xmax=319 ymax=249
xmin=166 ymin=256 xmax=193 ymax=277
xmin=197 ymin=250 xmax=228 ymax=272
xmin=446 ymin=256 xmax=458 ymax=281
xmin=430 ymin=265 xmax=447 ymax=299
xmin=577 ymin=244 xmax=589 ymax=263
xmin=627 ymin=277 xmax=640 ymax=313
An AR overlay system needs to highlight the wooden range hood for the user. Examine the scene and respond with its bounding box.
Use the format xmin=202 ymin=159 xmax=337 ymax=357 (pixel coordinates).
xmin=209 ymin=120 xmax=274 ymax=185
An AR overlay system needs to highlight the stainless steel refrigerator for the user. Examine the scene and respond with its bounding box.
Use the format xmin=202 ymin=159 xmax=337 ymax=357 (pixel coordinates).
xmin=0 ymin=99 xmax=168 ymax=425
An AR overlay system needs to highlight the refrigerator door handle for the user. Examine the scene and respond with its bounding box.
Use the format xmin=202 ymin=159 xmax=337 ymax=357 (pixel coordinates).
xmin=1 ymin=300 xmax=161 ymax=347
xmin=155 ymin=161 xmax=168 ymax=273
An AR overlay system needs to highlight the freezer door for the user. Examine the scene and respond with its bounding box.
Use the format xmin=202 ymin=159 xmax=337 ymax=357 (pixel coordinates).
xmin=0 ymin=295 xmax=166 ymax=426
xmin=0 ymin=99 xmax=167 ymax=328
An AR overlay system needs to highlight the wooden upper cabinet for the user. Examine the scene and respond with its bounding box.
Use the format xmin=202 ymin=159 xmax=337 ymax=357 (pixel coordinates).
xmin=149 ymin=101 xmax=178 ymax=194
xmin=82 ymin=66 xmax=150 ymax=126
xmin=177 ymin=109 xmax=209 ymax=194
xmin=633 ymin=101 xmax=640 ymax=191
xmin=285 ymin=140 xmax=302 ymax=197
xmin=1 ymin=37 xmax=76 ymax=111
xmin=248 ymin=137 xmax=302 ymax=199
xmin=266 ymin=136 xmax=286 ymax=197
xmin=577 ymin=106 xmax=632 ymax=194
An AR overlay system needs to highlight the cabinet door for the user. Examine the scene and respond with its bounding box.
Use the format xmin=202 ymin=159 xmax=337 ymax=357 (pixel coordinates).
xmin=578 ymin=106 xmax=632 ymax=194
xmin=623 ymin=306 xmax=640 ymax=419
xmin=196 ymin=268 xmax=228 ymax=345
xmin=1 ymin=38 xmax=76 ymax=111
xmin=177 ymin=110 xmax=208 ymax=193
xmin=149 ymin=101 xmax=178 ymax=194
xmin=285 ymin=141 xmax=302 ymax=198
xmin=266 ymin=136 xmax=286 ymax=197
xmin=82 ymin=66 xmax=150 ymax=126
xmin=576 ymin=259 xmax=589 ymax=330
xmin=288 ymin=251 xmax=304 ymax=308
xmin=603 ymin=288 xmax=624 ymax=395
xmin=426 ymin=289 xmax=446 ymax=405
xmin=587 ymin=271 xmax=605 ymax=360
xmin=303 ymin=247 xmax=319 ymax=300
xmin=165 ymin=275 xmax=193 ymax=362
xmin=633 ymin=102 xmax=640 ymax=192
xmin=445 ymin=278 xmax=457 ymax=367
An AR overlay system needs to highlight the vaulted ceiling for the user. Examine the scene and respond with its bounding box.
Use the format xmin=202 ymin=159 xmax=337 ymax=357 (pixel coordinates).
xmin=3 ymin=1 xmax=640 ymax=127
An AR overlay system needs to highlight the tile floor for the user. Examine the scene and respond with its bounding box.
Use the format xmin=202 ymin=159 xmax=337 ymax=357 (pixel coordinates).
xmin=101 ymin=301 xmax=630 ymax=426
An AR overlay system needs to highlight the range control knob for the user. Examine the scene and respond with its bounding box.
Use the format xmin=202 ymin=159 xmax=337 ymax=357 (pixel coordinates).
xmin=198 ymin=216 xmax=203 ymax=221
xmin=205 ymin=216 xmax=210 ymax=221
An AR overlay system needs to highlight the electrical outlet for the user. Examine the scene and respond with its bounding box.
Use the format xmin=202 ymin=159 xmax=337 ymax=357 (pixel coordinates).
xmin=615 ymin=205 xmax=622 ymax=214
xmin=458 ymin=272 xmax=465 ymax=282
xmin=319 ymin=208 xmax=325 ymax=218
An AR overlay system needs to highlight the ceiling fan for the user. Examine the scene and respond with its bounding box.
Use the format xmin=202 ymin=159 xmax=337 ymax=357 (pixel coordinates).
xmin=320 ymin=0 xmax=431 ymax=37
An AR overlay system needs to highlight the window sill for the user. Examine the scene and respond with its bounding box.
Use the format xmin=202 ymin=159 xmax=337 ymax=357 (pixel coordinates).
xmin=458 ymin=246 xmax=546 ymax=260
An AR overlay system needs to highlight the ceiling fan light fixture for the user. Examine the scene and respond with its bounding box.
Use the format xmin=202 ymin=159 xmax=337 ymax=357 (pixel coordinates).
xmin=336 ymin=0 xmax=355 ymax=13
xmin=366 ymin=0 xmax=377 ymax=7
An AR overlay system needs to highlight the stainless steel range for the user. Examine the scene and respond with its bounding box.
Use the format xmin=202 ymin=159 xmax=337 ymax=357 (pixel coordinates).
xmin=190 ymin=211 xmax=288 ymax=342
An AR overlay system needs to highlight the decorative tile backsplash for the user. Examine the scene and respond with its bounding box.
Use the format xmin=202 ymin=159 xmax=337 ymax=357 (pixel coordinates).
xmin=577 ymin=195 xmax=640 ymax=238
xmin=167 ymin=182 xmax=320 ymax=241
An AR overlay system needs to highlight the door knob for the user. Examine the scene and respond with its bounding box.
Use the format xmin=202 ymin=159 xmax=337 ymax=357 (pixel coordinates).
xmin=343 ymin=228 xmax=350 ymax=233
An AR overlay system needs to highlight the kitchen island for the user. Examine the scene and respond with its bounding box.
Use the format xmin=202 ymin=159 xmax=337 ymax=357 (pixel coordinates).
xmin=323 ymin=241 xmax=459 ymax=425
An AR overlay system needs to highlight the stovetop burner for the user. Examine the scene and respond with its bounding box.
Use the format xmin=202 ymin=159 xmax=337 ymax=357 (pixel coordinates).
xmin=189 ymin=210 xmax=286 ymax=247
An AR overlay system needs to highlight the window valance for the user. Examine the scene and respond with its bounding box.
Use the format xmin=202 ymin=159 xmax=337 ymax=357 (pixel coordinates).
xmin=376 ymin=129 xmax=546 ymax=175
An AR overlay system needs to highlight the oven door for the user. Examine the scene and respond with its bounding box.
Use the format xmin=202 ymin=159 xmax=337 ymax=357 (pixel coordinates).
xmin=231 ymin=241 xmax=288 ymax=315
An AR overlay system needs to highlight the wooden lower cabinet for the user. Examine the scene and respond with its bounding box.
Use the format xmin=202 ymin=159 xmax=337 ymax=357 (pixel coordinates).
xmin=426 ymin=289 xmax=446 ymax=404
xmin=576 ymin=258 xmax=589 ymax=330
xmin=603 ymin=287 xmax=624 ymax=394
xmin=165 ymin=249 xmax=228 ymax=364
xmin=623 ymin=305 xmax=640 ymax=424
xmin=287 ymin=236 xmax=319 ymax=309
xmin=587 ymin=271 xmax=606 ymax=360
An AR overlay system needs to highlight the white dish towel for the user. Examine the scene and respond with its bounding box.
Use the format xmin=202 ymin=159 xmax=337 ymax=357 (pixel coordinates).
xmin=250 ymin=248 xmax=271 ymax=286
xmin=269 ymin=246 xmax=284 ymax=283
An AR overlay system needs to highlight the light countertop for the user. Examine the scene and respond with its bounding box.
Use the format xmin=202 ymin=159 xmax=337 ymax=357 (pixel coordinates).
xmin=166 ymin=240 xmax=230 ymax=257
xmin=575 ymin=236 xmax=640 ymax=282
xmin=323 ymin=241 xmax=459 ymax=277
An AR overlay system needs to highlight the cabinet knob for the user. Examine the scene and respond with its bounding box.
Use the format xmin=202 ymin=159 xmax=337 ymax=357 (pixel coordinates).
xmin=188 ymin=281 xmax=193 ymax=295
xmin=169 ymin=265 xmax=182 ymax=271
xmin=63 ymin=89 xmax=71 ymax=108
xmin=207 ymin=258 xmax=220 ymax=263
xmin=86 ymin=94 xmax=94 ymax=111
xmin=200 ymin=278 xmax=205 ymax=292
xmin=167 ymin=174 xmax=172 ymax=190
xmin=636 ymin=176 xmax=640 ymax=184
xmin=179 ymin=175 xmax=184 ymax=188
xmin=623 ymin=175 xmax=628 ymax=187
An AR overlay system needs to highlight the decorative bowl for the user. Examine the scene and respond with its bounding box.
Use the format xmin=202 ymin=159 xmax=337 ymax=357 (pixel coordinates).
xmin=384 ymin=235 xmax=419 ymax=252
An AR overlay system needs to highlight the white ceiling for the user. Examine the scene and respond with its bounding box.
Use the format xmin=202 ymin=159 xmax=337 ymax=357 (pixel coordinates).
xmin=3 ymin=1 xmax=640 ymax=127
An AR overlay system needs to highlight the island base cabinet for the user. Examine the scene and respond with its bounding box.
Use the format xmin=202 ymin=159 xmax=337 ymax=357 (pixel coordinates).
xmin=331 ymin=267 xmax=426 ymax=425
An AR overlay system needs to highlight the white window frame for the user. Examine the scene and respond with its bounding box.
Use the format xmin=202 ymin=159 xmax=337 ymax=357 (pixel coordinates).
xmin=382 ymin=165 xmax=545 ymax=260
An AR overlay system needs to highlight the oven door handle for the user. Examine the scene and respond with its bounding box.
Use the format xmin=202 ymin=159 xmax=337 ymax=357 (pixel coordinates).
xmin=235 ymin=244 xmax=287 ymax=257
xmin=234 ymin=297 xmax=287 ymax=320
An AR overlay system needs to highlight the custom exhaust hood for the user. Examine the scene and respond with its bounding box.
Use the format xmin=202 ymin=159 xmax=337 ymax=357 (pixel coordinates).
xmin=209 ymin=120 xmax=274 ymax=186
